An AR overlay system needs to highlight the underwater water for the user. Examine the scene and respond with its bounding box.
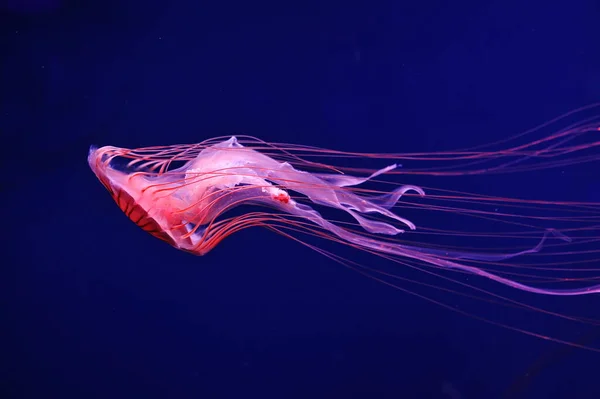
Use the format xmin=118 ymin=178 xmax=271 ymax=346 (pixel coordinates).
xmin=2 ymin=0 xmax=599 ymax=398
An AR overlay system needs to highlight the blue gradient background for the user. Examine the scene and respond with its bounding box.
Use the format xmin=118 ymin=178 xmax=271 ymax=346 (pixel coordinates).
xmin=1 ymin=0 xmax=599 ymax=398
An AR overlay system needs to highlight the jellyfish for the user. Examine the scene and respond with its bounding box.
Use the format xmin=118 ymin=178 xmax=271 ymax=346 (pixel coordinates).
xmin=89 ymin=104 xmax=600 ymax=352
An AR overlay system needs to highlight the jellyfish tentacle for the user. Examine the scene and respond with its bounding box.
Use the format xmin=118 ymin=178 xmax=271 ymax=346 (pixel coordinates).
xmin=89 ymin=132 xmax=600 ymax=297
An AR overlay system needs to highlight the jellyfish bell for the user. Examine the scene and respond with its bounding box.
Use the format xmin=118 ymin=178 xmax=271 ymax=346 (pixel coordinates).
xmin=89 ymin=105 xmax=600 ymax=352
xmin=88 ymin=145 xmax=180 ymax=248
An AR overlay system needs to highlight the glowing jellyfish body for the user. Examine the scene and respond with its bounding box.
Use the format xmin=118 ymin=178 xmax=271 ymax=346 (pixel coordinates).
xmin=88 ymin=105 xmax=600 ymax=352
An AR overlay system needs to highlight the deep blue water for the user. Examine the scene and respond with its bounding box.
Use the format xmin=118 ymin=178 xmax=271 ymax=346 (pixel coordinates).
xmin=2 ymin=0 xmax=599 ymax=398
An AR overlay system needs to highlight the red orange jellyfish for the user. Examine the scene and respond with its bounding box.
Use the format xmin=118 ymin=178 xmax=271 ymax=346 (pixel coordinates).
xmin=89 ymin=104 xmax=600 ymax=352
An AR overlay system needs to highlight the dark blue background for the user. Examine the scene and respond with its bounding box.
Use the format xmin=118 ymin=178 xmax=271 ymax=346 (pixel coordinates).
xmin=2 ymin=0 xmax=599 ymax=398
